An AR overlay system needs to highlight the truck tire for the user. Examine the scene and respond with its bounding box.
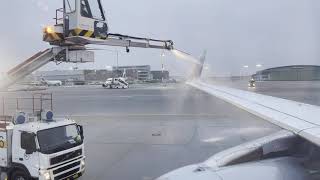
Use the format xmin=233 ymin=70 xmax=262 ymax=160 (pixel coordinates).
xmin=11 ymin=170 xmax=29 ymax=180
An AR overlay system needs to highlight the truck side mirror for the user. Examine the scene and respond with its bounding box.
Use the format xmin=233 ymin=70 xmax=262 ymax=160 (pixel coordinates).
xmin=21 ymin=132 xmax=37 ymax=155
xmin=77 ymin=125 xmax=84 ymax=140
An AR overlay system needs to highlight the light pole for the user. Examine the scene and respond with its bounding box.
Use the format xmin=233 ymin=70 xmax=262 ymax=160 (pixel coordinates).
xmin=161 ymin=51 xmax=165 ymax=83
xmin=241 ymin=65 xmax=249 ymax=80
xmin=116 ymin=50 xmax=119 ymax=72
xmin=104 ymin=49 xmax=119 ymax=76
xmin=255 ymin=64 xmax=263 ymax=81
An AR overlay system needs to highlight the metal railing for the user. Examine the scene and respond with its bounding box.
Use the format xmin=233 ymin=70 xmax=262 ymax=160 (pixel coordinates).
xmin=0 ymin=93 xmax=53 ymax=120
xmin=54 ymin=8 xmax=64 ymax=25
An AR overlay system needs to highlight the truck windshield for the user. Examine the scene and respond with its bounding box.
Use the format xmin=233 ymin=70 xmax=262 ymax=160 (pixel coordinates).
xmin=81 ymin=0 xmax=105 ymax=20
xmin=37 ymin=124 xmax=82 ymax=154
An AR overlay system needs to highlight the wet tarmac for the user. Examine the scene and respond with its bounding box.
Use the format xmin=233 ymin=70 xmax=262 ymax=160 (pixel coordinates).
xmin=53 ymin=84 xmax=278 ymax=180
xmin=0 ymin=83 xmax=280 ymax=180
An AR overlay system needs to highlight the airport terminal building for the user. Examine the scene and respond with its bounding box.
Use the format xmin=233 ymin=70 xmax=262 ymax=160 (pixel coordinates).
xmin=34 ymin=65 xmax=170 ymax=84
xmin=253 ymin=65 xmax=320 ymax=81
xmin=113 ymin=65 xmax=151 ymax=81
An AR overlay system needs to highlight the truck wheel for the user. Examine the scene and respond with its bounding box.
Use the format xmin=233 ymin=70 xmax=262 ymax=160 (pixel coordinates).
xmin=11 ymin=170 xmax=29 ymax=180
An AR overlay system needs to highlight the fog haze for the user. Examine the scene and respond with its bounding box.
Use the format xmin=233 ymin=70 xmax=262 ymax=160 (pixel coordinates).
xmin=1 ymin=0 xmax=320 ymax=76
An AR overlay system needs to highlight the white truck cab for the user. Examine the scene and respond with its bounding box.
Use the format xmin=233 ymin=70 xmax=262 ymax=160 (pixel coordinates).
xmin=0 ymin=116 xmax=85 ymax=180
xmin=0 ymin=94 xmax=85 ymax=180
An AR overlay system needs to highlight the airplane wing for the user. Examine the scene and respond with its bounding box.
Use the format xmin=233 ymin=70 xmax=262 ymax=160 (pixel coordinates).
xmin=157 ymin=51 xmax=319 ymax=180
xmin=187 ymin=80 xmax=320 ymax=146
xmin=185 ymin=51 xmax=320 ymax=146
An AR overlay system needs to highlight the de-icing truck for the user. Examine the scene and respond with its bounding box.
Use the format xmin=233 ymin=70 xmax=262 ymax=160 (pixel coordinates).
xmin=0 ymin=94 xmax=85 ymax=180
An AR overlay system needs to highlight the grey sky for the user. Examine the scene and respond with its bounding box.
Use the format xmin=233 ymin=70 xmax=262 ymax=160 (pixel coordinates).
xmin=1 ymin=0 xmax=320 ymax=76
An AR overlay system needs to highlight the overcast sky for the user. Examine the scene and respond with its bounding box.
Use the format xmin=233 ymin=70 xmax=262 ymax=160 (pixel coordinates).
xmin=1 ymin=0 xmax=320 ymax=76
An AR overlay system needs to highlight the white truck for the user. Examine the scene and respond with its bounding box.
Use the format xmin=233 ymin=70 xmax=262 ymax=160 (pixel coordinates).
xmin=0 ymin=94 xmax=85 ymax=180
xmin=102 ymin=78 xmax=129 ymax=89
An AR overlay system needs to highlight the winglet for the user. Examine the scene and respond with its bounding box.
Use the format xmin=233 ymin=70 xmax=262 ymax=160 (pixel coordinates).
xmin=189 ymin=50 xmax=207 ymax=80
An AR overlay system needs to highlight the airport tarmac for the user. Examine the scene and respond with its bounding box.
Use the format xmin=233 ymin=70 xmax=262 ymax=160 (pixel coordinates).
xmin=0 ymin=84 xmax=279 ymax=180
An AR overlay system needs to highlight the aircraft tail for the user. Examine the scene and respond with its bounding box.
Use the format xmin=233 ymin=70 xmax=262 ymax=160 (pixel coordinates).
xmin=40 ymin=77 xmax=49 ymax=85
xmin=189 ymin=50 xmax=207 ymax=80
xmin=122 ymin=69 xmax=127 ymax=78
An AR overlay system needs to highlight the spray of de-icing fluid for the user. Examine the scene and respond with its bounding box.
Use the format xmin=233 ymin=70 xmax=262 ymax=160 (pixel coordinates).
xmin=171 ymin=49 xmax=201 ymax=65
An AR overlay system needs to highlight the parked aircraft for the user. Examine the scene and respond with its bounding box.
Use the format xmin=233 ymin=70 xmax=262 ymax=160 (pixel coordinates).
xmin=41 ymin=78 xmax=63 ymax=86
